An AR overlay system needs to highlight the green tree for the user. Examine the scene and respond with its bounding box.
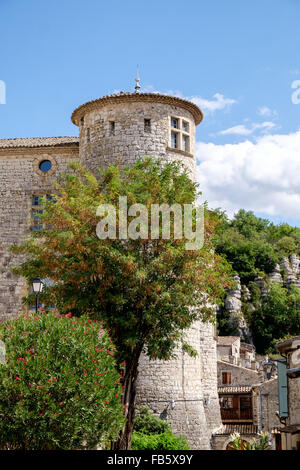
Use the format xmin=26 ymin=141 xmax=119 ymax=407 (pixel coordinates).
xmin=215 ymin=211 xmax=278 ymax=283
xmin=11 ymin=158 xmax=232 ymax=449
xmin=0 ymin=310 xmax=124 ymax=450
xmin=215 ymin=209 xmax=300 ymax=283
xmin=249 ymin=283 xmax=300 ymax=353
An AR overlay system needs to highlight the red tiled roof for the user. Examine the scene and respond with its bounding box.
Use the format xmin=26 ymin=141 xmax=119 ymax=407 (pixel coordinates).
xmin=217 ymin=336 xmax=240 ymax=346
xmin=218 ymin=386 xmax=252 ymax=394
xmin=0 ymin=136 xmax=79 ymax=149
xmin=214 ymin=424 xmax=258 ymax=436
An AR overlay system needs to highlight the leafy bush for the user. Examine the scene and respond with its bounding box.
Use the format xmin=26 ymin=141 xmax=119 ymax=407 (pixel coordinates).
xmin=131 ymin=432 xmax=190 ymax=450
xmin=134 ymin=407 xmax=171 ymax=434
xmin=132 ymin=407 xmax=189 ymax=450
xmin=0 ymin=310 xmax=125 ymax=450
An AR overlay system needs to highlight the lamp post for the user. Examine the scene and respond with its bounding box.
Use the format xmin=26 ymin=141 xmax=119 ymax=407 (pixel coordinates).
xmin=263 ymin=358 xmax=276 ymax=380
xmin=32 ymin=277 xmax=44 ymax=314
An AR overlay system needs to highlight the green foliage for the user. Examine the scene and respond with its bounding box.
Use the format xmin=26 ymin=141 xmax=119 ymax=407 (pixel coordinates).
xmin=12 ymin=158 xmax=232 ymax=364
xmin=217 ymin=309 xmax=240 ymax=337
xmin=248 ymin=283 xmax=300 ymax=353
xmin=214 ymin=209 xmax=300 ymax=283
xmin=228 ymin=432 xmax=270 ymax=450
xmin=132 ymin=407 xmax=190 ymax=450
xmin=215 ymin=209 xmax=300 ymax=349
xmin=0 ymin=310 xmax=124 ymax=450
xmin=131 ymin=431 xmax=190 ymax=450
xmin=182 ymin=342 xmax=198 ymax=358
xmin=134 ymin=407 xmax=171 ymax=434
xmin=10 ymin=158 xmax=232 ymax=448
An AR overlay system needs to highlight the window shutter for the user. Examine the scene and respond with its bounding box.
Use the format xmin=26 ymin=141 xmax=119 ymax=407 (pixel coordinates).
xmin=277 ymin=360 xmax=288 ymax=417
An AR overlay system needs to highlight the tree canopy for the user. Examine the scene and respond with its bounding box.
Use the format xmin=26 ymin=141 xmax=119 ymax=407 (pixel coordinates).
xmin=214 ymin=209 xmax=300 ymax=283
xmin=11 ymin=157 xmax=232 ymax=448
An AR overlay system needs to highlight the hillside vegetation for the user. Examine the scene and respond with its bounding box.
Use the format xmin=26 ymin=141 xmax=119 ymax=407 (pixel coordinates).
xmin=214 ymin=209 xmax=300 ymax=353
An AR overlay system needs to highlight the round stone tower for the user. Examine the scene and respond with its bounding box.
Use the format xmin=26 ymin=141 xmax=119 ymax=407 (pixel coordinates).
xmin=71 ymin=92 xmax=202 ymax=179
xmin=71 ymin=90 xmax=222 ymax=449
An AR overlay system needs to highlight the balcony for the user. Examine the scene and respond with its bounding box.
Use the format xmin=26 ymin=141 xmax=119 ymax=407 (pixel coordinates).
xmin=221 ymin=408 xmax=253 ymax=423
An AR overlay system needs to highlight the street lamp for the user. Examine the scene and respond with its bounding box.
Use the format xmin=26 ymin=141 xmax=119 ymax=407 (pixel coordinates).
xmin=263 ymin=359 xmax=276 ymax=380
xmin=32 ymin=277 xmax=44 ymax=314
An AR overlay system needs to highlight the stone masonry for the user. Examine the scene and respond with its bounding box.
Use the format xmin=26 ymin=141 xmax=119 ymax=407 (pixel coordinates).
xmin=0 ymin=91 xmax=221 ymax=449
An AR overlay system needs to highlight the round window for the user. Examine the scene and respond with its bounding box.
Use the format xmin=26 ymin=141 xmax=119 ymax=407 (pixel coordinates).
xmin=39 ymin=160 xmax=52 ymax=172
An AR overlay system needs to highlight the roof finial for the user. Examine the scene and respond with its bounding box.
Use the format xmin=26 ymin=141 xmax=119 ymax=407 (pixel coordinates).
xmin=135 ymin=65 xmax=141 ymax=93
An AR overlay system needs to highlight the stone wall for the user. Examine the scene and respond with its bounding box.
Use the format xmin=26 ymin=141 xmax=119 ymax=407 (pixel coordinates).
xmin=76 ymin=99 xmax=197 ymax=179
xmin=252 ymin=378 xmax=279 ymax=433
xmin=136 ymin=321 xmax=222 ymax=449
xmin=217 ymin=361 xmax=261 ymax=386
xmin=0 ymin=144 xmax=79 ymax=320
xmin=199 ymin=323 xmax=223 ymax=435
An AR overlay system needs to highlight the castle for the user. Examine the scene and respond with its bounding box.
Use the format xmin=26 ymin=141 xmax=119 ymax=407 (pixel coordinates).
xmin=0 ymin=86 xmax=222 ymax=449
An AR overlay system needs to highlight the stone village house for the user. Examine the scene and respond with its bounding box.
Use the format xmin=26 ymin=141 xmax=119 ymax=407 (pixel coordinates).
xmin=276 ymin=336 xmax=300 ymax=450
xmin=212 ymin=336 xmax=281 ymax=450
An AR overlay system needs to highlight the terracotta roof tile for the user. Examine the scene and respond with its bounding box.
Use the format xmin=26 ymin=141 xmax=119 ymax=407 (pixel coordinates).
xmin=218 ymin=386 xmax=252 ymax=394
xmin=0 ymin=136 xmax=79 ymax=149
xmin=71 ymin=92 xmax=203 ymax=126
xmin=214 ymin=424 xmax=258 ymax=435
xmin=217 ymin=336 xmax=240 ymax=346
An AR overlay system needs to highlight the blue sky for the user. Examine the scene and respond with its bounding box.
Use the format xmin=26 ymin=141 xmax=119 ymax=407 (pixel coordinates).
xmin=1 ymin=0 xmax=300 ymax=225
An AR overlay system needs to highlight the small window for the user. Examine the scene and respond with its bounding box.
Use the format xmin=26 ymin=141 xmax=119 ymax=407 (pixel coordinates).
xmin=169 ymin=117 xmax=191 ymax=152
xmin=31 ymin=195 xmax=55 ymax=231
xmin=32 ymin=195 xmax=42 ymax=206
xmin=39 ymin=160 xmax=52 ymax=173
xmin=222 ymin=372 xmax=231 ymax=385
xmin=182 ymin=121 xmax=189 ymax=133
xmin=144 ymin=119 xmax=151 ymax=133
xmin=182 ymin=135 xmax=189 ymax=152
xmin=80 ymin=117 xmax=85 ymax=126
xmin=171 ymin=117 xmax=179 ymax=129
xmin=86 ymin=128 xmax=90 ymax=143
xmin=32 ymin=209 xmax=44 ymax=231
xmin=171 ymin=132 xmax=179 ymax=149
xmin=109 ymin=121 xmax=115 ymax=136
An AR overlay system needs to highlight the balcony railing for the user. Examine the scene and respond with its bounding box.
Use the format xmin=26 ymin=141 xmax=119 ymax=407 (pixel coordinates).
xmin=221 ymin=408 xmax=253 ymax=422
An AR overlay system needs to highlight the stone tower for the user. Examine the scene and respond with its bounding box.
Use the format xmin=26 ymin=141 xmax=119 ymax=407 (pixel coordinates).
xmin=71 ymin=92 xmax=201 ymax=178
xmin=0 ymin=88 xmax=222 ymax=449
xmin=71 ymin=91 xmax=222 ymax=449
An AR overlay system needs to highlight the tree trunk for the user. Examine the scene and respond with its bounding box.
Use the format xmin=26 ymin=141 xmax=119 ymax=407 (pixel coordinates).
xmin=111 ymin=350 xmax=141 ymax=450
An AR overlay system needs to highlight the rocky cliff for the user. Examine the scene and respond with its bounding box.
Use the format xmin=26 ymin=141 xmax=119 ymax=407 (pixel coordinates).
xmin=221 ymin=253 xmax=300 ymax=342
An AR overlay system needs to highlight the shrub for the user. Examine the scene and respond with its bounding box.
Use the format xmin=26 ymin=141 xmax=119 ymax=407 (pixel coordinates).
xmin=0 ymin=310 xmax=125 ymax=450
xmin=132 ymin=407 xmax=189 ymax=450
xmin=131 ymin=432 xmax=190 ymax=450
xmin=134 ymin=407 xmax=171 ymax=434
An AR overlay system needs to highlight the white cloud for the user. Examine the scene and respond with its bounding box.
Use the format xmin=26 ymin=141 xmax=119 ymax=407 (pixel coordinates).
xmin=257 ymin=106 xmax=278 ymax=118
xmin=219 ymin=121 xmax=276 ymax=136
xmin=197 ymin=130 xmax=300 ymax=221
xmin=139 ymin=86 xmax=237 ymax=114
xmin=189 ymin=93 xmax=237 ymax=114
